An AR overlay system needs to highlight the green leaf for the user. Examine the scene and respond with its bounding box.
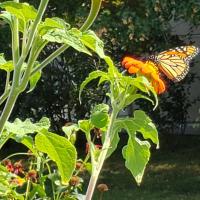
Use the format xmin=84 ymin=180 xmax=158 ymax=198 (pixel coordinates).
xmin=78 ymin=120 xmax=93 ymax=140
xmin=79 ymin=70 xmax=108 ymax=102
xmin=122 ymin=136 xmax=150 ymax=185
xmin=0 ymin=11 xmax=13 ymax=30
xmin=0 ymin=60 xmax=14 ymax=72
xmin=90 ymin=104 xmax=109 ymax=128
xmin=27 ymin=70 xmax=41 ymax=93
xmin=115 ymin=110 xmax=159 ymax=146
xmin=0 ymin=2 xmax=37 ymax=22
xmin=39 ymin=17 xmax=70 ymax=36
xmin=35 ymin=129 xmax=77 ymax=183
xmin=81 ymin=30 xmax=105 ymax=58
xmin=28 ymin=183 xmax=46 ymax=199
xmin=42 ymin=28 xmax=91 ymax=55
xmin=4 ymin=117 xmax=50 ymax=143
xmin=20 ymin=135 xmax=37 ymax=155
xmin=62 ymin=124 xmax=79 ymax=140
xmin=106 ymin=131 xmax=120 ymax=158
xmin=133 ymin=110 xmax=159 ymax=146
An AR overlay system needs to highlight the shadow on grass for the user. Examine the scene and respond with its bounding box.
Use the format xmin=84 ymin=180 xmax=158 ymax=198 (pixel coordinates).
xmin=90 ymin=134 xmax=200 ymax=200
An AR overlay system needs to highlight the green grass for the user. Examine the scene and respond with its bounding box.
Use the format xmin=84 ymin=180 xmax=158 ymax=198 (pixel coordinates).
xmin=91 ymin=134 xmax=200 ymax=200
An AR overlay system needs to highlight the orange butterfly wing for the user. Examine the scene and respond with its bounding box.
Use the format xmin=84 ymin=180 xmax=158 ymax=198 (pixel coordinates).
xmin=151 ymin=46 xmax=199 ymax=82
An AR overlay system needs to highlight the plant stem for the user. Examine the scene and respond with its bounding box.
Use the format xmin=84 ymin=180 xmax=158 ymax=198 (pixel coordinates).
xmin=25 ymin=161 xmax=33 ymax=200
xmin=30 ymin=0 xmax=102 ymax=76
xmin=12 ymin=0 xmax=20 ymax=65
xmin=85 ymin=109 xmax=118 ymax=200
xmin=2 ymin=152 xmax=31 ymax=162
xmin=0 ymin=0 xmax=49 ymax=136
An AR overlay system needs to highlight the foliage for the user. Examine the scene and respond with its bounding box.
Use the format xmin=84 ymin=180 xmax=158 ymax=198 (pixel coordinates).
xmin=0 ymin=117 xmax=79 ymax=199
xmin=3 ymin=0 xmax=199 ymax=134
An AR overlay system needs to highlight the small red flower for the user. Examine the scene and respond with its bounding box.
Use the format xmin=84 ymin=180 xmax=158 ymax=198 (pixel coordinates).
xmin=13 ymin=160 xmax=24 ymax=175
xmin=3 ymin=159 xmax=14 ymax=172
xmin=26 ymin=170 xmax=37 ymax=183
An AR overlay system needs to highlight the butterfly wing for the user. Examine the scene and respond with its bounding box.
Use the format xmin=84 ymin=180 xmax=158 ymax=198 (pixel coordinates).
xmin=153 ymin=46 xmax=199 ymax=82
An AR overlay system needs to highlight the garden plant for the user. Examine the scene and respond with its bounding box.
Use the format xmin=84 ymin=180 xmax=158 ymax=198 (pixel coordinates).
xmin=0 ymin=0 xmax=160 ymax=199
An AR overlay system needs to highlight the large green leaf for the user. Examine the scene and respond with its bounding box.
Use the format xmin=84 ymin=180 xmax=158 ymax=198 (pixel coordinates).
xmin=112 ymin=110 xmax=159 ymax=184
xmin=2 ymin=117 xmax=50 ymax=152
xmin=115 ymin=111 xmax=159 ymax=146
xmin=4 ymin=117 xmax=50 ymax=139
xmin=35 ymin=129 xmax=77 ymax=183
xmin=0 ymin=1 xmax=37 ymax=22
xmin=122 ymin=136 xmax=150 ymax=185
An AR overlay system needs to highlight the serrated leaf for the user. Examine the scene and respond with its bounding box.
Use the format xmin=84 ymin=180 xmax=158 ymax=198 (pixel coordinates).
xmin=81 ymin=30 xmax=105 ymax=58
xmin=35 ymin=129 xmax=77 ymax=183
xmin=122 ymin=136 xmax=150 ymax=185
xmin=115 ymin=110 xmax=159 ymax=146
xmin=4 ymin=117 xmax=50 ymax=143
xmin=79 ymin=70 xmax=108 ymax=102
xmin=42 ymin=28 xmax=91 ymax=55
xmin=39 ymin=17 xmax=70 ymax=36
xmin=0 ymin=1 xmax=37 ymax=22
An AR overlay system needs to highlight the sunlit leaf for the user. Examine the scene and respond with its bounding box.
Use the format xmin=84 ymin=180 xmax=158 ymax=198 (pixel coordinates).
xmin=39 ymin=17 xmax=70 ymax=36
xmin=81 ymin=30 xmax=105 ymax=58
xmin=122 ymin=136 xmax=150 ymax=185
xmin=0 ymin=1 xmax=37 ymax=22
xmin=27 ymin=70 xmax=41 ymax=93
xmin=4 ymin=117 xmax=50 ymax=143
xmin=90 ymin=104 xmax=109 ymax=128
xmin=35 ymin=129 xmax=77 ymax=183
xmin=62 ymin=124 xmax=79 ymax=140
xmin=42 ymin=28 xmax=91 ymax=55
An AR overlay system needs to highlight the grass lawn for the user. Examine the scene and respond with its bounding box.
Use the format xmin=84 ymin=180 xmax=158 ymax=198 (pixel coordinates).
xmin=91 ymin=134 xmax=200 ymax=200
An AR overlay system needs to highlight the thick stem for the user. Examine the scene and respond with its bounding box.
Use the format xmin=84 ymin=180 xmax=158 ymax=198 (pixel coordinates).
xmin=0 ymin=90 xmax=19 ymax=134
xmin=85 ymin=110 xmax=118 ymax=200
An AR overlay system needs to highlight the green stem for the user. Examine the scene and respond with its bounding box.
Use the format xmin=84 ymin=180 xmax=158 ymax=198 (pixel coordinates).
xmin=12 ymin=0 xmax=20 ymax=65
xmin=85 ymin=108 xmax=119 ymax=200
xmin=25 ymin=161 xmax=33 ymax=200
xmin=2 ymin=152 xmax=30 ymax=162
xmin=24 ymin=0 xmax=49 ymax=55
xmin=30 ymin=0 xmax=102 ymax=76
xmin=45 ymin=161 xmax=56 ymax=200
xmin=0 ymin=0 xmax=49 ymax=136
xmin=80 ymin=0 xmax=102 ymax=32
xmin=0 ymin=89 xmax=10 ymax=106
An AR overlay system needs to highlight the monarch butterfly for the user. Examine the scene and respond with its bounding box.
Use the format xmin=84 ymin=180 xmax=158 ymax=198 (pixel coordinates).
xmin=148 ymin=45 xmax=199 ymax=82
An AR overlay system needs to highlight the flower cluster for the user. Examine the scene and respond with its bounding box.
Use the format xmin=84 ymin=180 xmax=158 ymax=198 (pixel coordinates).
xmin=2 ymin=159 xmax=38 ymax=186
xmin=122 ymin=56 xmax=166 ymax=94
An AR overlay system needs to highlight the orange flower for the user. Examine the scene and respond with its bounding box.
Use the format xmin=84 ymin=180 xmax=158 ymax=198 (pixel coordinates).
xmin=122 ymin=56 xmax=165 ymax=94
